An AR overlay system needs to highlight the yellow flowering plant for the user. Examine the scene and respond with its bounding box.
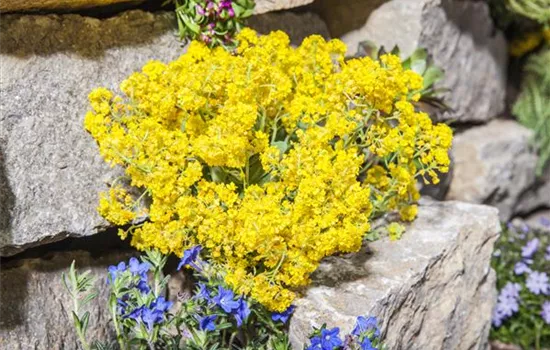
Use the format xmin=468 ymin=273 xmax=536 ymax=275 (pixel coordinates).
xmin=85 ymin=28 xmax=453 ymax=311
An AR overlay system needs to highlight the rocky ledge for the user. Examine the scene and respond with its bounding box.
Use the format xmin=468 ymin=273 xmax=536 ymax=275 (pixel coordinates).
xmin=290 ymin=199 xmax=500 ymax=350
xmin=0 ymin=200 xmax=500 ymax=349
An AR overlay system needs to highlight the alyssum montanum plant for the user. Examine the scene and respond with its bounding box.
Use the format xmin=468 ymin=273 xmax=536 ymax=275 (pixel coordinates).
xmin=84 ymin=29 xmax=453 ymax=312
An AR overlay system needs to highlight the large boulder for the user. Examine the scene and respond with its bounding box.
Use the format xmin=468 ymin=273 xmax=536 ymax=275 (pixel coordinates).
xmin=445 ymin=120 xmax=538 ymax=221
xmin=289 ymin=199 xmax=500 ymax=349
xmin=254 ymin=0 xmax=315 ymax=14
xmin=340 ymin=0 xmax=507 ymax=123
xmin=0 ymin=10 xmax=182 ymax=256
xmin=0 ymin=250 xmax=135 ymax=350
xmin=0 ymin=9 xmax=330 ymax=257
xmin=0 ymin=0 xmax=142 ymax=13
xmin=514 ymin=166 xmax=550 ymax=215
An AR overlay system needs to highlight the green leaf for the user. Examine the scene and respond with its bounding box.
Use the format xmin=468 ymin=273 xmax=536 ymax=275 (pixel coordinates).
xmin=272 ymin=141 xmax=289 ymax=155
xmin=411 ymin=59 xmax=427 ymax=75
xmin=179 ymin=13 xmax=201 ymax=34
xmin=422 ymin=66 xmax=444 ymax=89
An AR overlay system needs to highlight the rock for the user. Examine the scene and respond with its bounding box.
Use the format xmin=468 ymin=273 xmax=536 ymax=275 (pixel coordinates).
xmin=312 ymin=0 xmax=385 ymax=37
xmin=514 ymin=166 xmax=550 ymax=215
xmin=522 ymin=209 xmax=550 ymax=231
xmin=446 ymin=120 xmax=538 ymax=221
xmin=0 ymin=0 xmax=141 ymax=13
xmin=289 ymin=199 xmax=500 ymax=349
xmin=248 ymin=11 xmax=330 ymax=45
xmin=0 ymin=10 xmax=183 ymax=256
xmin=254 ymin=0 xmax=314 ymax=15
xmin=0 ymin=250 xmax=135 ymax=350
xmin=340 ymin=0 xmax=507 ymax=123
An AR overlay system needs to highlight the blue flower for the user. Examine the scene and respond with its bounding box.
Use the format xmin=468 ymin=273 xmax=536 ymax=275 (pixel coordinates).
xmin=521 ymin=238 xmax=539 ymax=258
xmin=271 ymin=305 xmax=295 ymax=324
xmin=526 ymin=271 xmax=549 ymax=295
xmin=141 ymin=307 xmax=164 ymax=331
xmin=152 ymin=296 xmax=173 ymax=312
xmin=194 ymin=283 xmax=211 ymax=301
xmin=198 ymin=315 xmax=217 ymax=331
xmin=127 ymin=306 xmax=144 ymax=320
xmin=136 ymin=280 xmax=150 ymax=294
xmin=545 ymin=245 xmax=550 ymax=261
xmin=107 ymin=261 xmax=126 ymax=284
xmin=128 ymin=257 xmax=151 ymax=278
xmin=116 ymin=298 xmax=127 ymax=315
xmin=352 ymin=316 xmax=380 ymax=338
xmin=541 ymin=301 xmax=550 ymax=325
xmin=306 ymin=337 xmax=323 ymax=350
xmin=233 ymin=297 xmax=250 ymax=327
xmin=318 ymin=327 xmax=343 ymax=350
xmin=360 ymin=337 xmax=377 ymax=350
xmin=177 ymin=246 xmax=202 ymax=271
xmin=212 ymin=286 xmax=240 ymax=313
xmin=500 ymin=282 xmax=521 ymax=300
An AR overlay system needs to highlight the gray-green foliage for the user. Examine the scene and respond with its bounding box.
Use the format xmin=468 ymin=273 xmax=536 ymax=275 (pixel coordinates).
xmin=513 ymin=48 xmax=550 ymax=175
xmin=506 ymin=0 xmax=550 ymax=24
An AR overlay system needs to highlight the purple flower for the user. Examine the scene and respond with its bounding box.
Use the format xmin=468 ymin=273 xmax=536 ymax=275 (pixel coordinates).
xmin=541 ymin=301 xmax=550 ymax=324
xmin=352 ymin=316 xmax=380 ymax=338
xmin=198 ymin=315 xmax=217 ymax=331
xmin=545 ymin=245 xmax=550 ymax=261
xmin=233 ymin=297 xmax=250 ymax=327
xmin=271 ymin=305 xmax=295 ymax=324
xmin=522 ymin=238 xmax=539 ymax=258
xmin=152 ymin=296 xmax=173 ymax=312
xmin=212 ymin=286 xmax=240 ymax=313
xmin=526 ymin=271 xmax=549 ymax=295
xmin=500 ymin=282 xmax=521 ymax=300
xmin=360 ymin=338 xmax=377 ymax=350
xmin=177 ymin=246 xmax=202 ymax=271
xmin=227 ymin=7 xmax=235 ymax=17
xmin=107 ymin=261 xmax=127 ymax=284
xmin=196 ymin=4 xmax=205 ymax=15
xmin=539 ymin=217 xmax=550 ymax=227
xmin=127 ymin=306 xmax=144 ymax=321
xmin=514 ymin=261 xmax=531 ymax=275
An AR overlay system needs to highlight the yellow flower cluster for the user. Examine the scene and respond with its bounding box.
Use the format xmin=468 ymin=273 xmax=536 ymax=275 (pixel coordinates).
xmin=85 ymin=28 xmax=452 ymax=311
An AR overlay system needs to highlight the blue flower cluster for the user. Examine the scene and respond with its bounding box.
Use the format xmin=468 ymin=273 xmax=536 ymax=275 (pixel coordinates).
xmin=177 ymin=245 xmax=295 ymax=333
xmin=306 ymin=316 xmax=384 ymax=350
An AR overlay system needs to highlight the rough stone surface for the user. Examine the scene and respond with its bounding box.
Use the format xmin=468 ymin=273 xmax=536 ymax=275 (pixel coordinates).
xmin=446 ymin=120 xmax=538 ymax=221
xmin=0 ymin=10 xmax=182 ymax=256
xmin=0 ymin=0 xmax=141 ymax=13
xmin=312 ymin=0 xmax=385 ymax=37
xmin=248 ymin=11 xmax=330 ymax=44
xmin=0 ymin=250 xmax=135 ymax=350
xmin=289 ymin=199 xmax=500 ymax=350
xmin=514 ymin=166 xmax=550 ymax=215
xmin=522 ymin=209 xmax=550 ymax=231
xmin=254 ymin=0 xmax=314 ymax=15
xmin=340 ymin=0 xmax=507 ymax=123
xmin=0 ymin=9 xmax=329 ymax=257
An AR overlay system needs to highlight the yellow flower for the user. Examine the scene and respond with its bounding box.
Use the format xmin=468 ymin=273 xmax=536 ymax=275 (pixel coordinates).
xmin=85 ymin=28 xmax=453 ymax=311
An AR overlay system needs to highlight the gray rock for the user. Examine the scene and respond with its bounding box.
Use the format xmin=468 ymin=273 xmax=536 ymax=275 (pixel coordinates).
xmin=248 ymin=11 xmax=330 ymax=45
xmin=254 ymin=0 xmax=314 ymax=15
xmin=0 ymin=9 xmax=331 ymax=256
xmin=522 ymin=209 xmax=550 ymax=231
xmin=0 ymin=250 xmax=135 ymax=350
xmin=0 ymin=10 xmax=183 ymax=256
xmin=445 ymin=120 xmax=538 ymax=221
xmin=312 ymin=0 xmax=385 ymax=37
xmin=289 ymin=199 xmax=500 ymax=350
xmin=340 ymin=0 xmax=507 ymax=123
xmin=514 ymin=166 xmax=550 ymax=215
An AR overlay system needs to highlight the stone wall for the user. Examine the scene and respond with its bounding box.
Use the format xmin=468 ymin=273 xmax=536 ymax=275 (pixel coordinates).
xmin=1 ymin=0 xmax=545 ymax=348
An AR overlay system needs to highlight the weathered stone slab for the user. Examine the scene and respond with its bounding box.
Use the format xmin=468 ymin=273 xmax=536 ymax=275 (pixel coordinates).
xmin=0 ymin=10 xmax=182 ymax=256
xmin=254 ymin=0 xmax=315 ymax=15
xmin=0 ymin=0 xmax=141 ymax=13
xmin=514 ymin=166 xmax=550 ymax=215
xmin=289 ymin=199 xmax=500 ymax=349
xmin=340 ymin=0 xmax=507 ymax=123
xmin=248 ymin=11 xmax=330 ymax=44
xmin=0 ymin=250 xmax=134 ymax=350
xmin=446 ymin=120 xmax=538 ymax=221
